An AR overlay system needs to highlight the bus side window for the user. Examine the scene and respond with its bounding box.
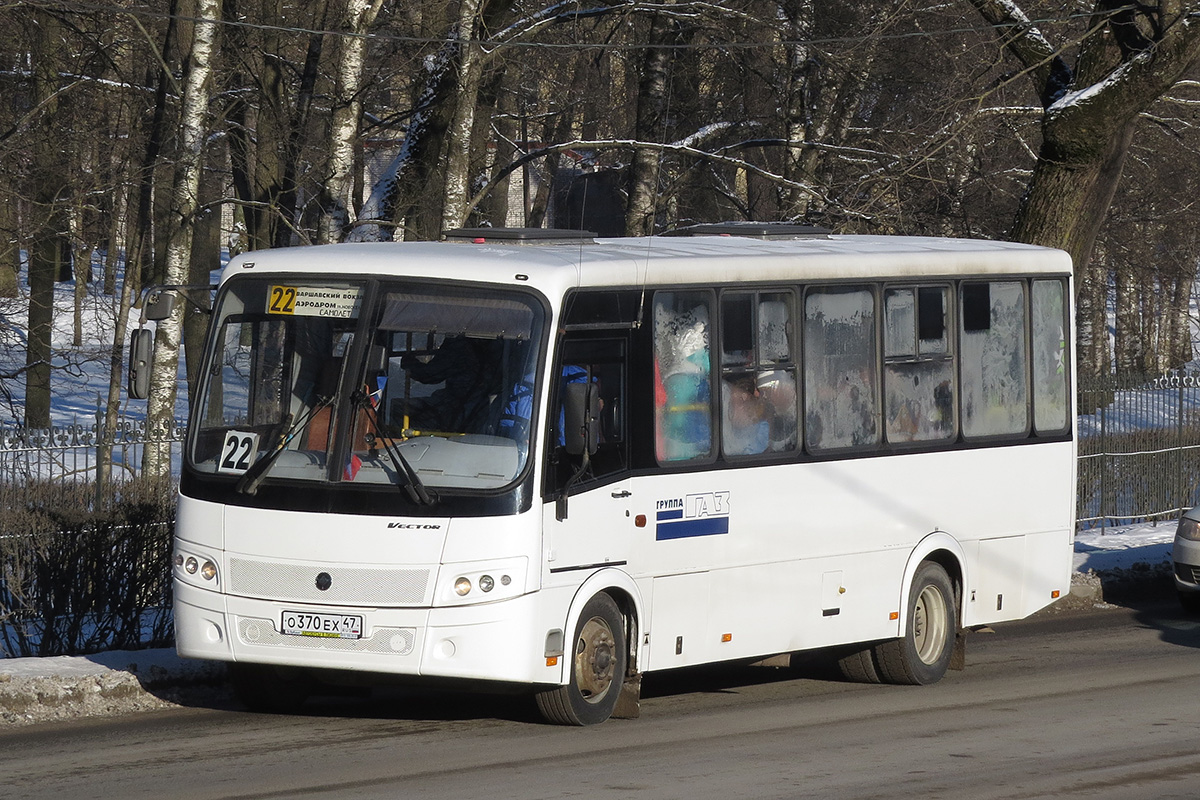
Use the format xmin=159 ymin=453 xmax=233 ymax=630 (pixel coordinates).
xmin=803 ymin=286 xmax=879 ymax=451
xmin=551 ymin=339 xmax=629 ymax=487
xmin=1031 ymin=279 xmax=1069 ymax=433
xmin=654 ymin=291 xmax=714 ymax=463
xmin=960 ymin=281 xmax=1028 ymax=438
xmin=882 ymin=286 xmax=955 ymax=444
xmin=719 ymin=290 xmax=798 ymax=457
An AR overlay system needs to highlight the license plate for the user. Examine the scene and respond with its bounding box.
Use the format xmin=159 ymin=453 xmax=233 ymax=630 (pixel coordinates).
xmin=281 ymin=610 xmax=363 ymax=639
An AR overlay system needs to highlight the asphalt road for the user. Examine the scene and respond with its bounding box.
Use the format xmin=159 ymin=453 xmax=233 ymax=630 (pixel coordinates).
xmin=2 ymin=599 xmax=1199 ymax=800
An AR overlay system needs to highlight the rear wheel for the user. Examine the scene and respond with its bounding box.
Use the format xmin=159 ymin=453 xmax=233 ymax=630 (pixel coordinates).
xmin=535 ymin=593 xmax=627 ymax=726
xmin=835 ymin=645 xmax=882 ymax=684
xmin=874 ymin=561 xmax=956 ymax=685
xmin=229 ymin=663 xmax=313 ymax=713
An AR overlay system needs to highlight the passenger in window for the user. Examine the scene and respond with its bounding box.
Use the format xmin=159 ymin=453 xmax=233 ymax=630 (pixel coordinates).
xmin=556 ymin=365 xmax=596 ymax=447
xmin=756 ymin=370 xmax=798 ymax=452
xmin=722 ymin=376 xmax=770 ymax=456
xmin=498 ymin=364 xmax=598 ymax=448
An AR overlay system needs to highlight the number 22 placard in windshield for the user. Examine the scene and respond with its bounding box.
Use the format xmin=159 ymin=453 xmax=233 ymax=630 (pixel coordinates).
xmin=217 ymin=430 xmax=260 ymax=474
xmin=267 ymin=285 xmax=362 ymax=319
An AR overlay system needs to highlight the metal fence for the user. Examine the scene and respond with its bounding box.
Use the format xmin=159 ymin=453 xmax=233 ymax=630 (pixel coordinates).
xmin=0 ymin=415 xmax=187 ymax=491
xmin=1077 ymin=370 xmax=1200 ymax=530
xmin=0 ymin=415 xmax=185 ymax=657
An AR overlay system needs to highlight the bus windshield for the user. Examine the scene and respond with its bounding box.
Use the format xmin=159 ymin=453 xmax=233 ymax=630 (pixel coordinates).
xmin=188 ymin=278 xmax=545 ymax=493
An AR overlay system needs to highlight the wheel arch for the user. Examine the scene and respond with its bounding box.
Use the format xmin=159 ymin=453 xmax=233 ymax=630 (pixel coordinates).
xmin=899 ymin=531 xmax=966 ymax=632
xmin=551 ymin=568 xmax=644 ymax=686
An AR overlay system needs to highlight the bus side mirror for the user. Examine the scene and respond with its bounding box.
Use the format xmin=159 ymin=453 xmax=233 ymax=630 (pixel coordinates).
xmin=368 ymin=343 xmax=388 ymax=375
xmin=563 ymin=381 xmax=599 ymax=456
xmin=143 ymin=289 xmax=177 ymax=321
xmin=128 ymin=328 xmax=154 ymax=400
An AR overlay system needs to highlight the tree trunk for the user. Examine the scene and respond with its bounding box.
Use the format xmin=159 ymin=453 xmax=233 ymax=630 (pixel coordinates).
xmin=1075 ymin=243 xmax=1112 ymax=384
xmin=144 ymin=0 xmax=221 ymax=479
xmin=0 ymin=193 xmax=17 ymax=298
xmin=477 ymin=72 xmax=516 ymax=227
xmin=1170 ymin=273 xmax=1193 ymax=369
xmin=98 ymin=269 xmax=136 ymax=496
xmin=276 ymin=29 xmax=326 ymax=248
xmin=780 ymin=0 xmax=816 ymax=217
xmin=1114 ymin=256 xmax=1141 ymax=376
xmin=319 ymin=0 xmax=384 ymax=244
xmin=24 ymin=9 xmax=70 ymax=428
xmin=130 ymin=2 xmax=179 ymax=293
xmin=1013 ymin=119 xmax=1136 ymax=278
xmin=440 ymin=0 xmax=485 ymax=233
xmin=625 ymin=6 xmax=676 ymax=236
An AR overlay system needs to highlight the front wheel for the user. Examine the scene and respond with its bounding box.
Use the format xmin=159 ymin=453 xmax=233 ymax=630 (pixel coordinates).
xmin=874 ymin=561 xmax=957 ymax=685
xmin=535 ymin=593 xmax=627 ymax=725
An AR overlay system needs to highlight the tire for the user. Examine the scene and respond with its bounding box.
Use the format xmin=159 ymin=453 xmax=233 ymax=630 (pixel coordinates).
xmin=229 ymin=663 xmax=313 ymax=713
xmin=835 ymin=645 xmax=883 ymax=684
xmin=535 ymin=593 xmax=627 ymax=726
xmin=1178 ymin=590 xmax=1200 ymax=615
xmin=874 ymin=561 xmax=957 ymax=686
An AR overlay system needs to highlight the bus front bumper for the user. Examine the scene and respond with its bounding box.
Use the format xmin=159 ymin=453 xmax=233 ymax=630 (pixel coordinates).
xmin=174 ymin=580 xmax=559 ymax=685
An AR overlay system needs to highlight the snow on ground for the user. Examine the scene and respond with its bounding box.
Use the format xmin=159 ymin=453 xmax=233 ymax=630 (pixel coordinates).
xmin=1073 ymin=521 xmax=1174 ymax=573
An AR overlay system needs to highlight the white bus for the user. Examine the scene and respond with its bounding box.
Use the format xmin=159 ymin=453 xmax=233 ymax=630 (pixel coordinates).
xmin=163 ymin=223 xmax=1076 ymax=725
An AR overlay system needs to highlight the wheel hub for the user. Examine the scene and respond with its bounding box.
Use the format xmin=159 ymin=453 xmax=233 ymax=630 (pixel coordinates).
xmin=575 ymin=616 xmax=617 ymax=701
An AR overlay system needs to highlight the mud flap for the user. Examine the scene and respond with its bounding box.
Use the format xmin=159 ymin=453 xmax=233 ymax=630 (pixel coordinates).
xmin=949 ymin=630 xmax=967 ymax=671
xmin=611 ymin=673 xmax=642 ymax=719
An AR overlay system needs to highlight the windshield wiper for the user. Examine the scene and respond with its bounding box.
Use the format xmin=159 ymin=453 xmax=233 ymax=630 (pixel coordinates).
xmin=235 ymin=396 xmax=333 ymax=496
xmin=353 ymin=389 xmax=435 ymax=506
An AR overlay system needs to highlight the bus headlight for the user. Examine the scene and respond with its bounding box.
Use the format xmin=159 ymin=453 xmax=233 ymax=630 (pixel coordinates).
xmin=174 ymin=547 xmax=220 ymax=588
xmin=438 ymin=558 xmax=528 ymax=606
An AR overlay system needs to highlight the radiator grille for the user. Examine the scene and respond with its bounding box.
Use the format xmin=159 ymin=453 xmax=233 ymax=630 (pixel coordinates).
xmin=237 ymin=617 xmax=416 ymax=655
xmin=229 ymin=558 xmax=430 ymax=605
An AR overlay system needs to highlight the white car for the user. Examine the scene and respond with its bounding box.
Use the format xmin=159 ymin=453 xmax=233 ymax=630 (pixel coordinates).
xmin=1172 ymin=507 xmax=1200 ymax=613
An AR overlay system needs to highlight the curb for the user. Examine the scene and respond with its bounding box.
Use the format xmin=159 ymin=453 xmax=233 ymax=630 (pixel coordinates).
xmin=0 ymin=649 xmax=227 ymax=727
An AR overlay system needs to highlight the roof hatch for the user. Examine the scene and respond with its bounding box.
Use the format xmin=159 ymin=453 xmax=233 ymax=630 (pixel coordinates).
xmin=443 ymin=227 xmax=597 ymax=244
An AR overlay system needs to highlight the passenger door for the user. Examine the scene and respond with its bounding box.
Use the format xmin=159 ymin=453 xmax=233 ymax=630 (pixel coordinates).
xmin=542 ymin=336 xmax=634 ymax=574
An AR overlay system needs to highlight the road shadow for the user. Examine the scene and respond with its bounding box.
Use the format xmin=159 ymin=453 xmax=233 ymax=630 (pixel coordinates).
xmin=150 ymin=651 xmax=853 ymax=726
xmin=639 ymin=652 xmax=846 ymax=701
xmin=1129 ymin=595 xmax=1200 ymax=651
xmin=149 ymin=668 xmax=548 ymax=725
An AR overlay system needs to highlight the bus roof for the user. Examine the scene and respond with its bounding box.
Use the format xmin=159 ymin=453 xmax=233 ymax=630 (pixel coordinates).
xmin=223 ymin=234 xmax=1072 ymax=303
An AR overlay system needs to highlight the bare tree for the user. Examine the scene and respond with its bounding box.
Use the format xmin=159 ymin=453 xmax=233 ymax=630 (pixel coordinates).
xmin=318 ymin=0 xmax=386 ymax=244
xmin=23 ymin=8 xmax=72 ymax=428
xmin=144 ymin=0 xmax=222 ymax=478
xmin=967 ymin=0 xmax=1200 ymax=377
